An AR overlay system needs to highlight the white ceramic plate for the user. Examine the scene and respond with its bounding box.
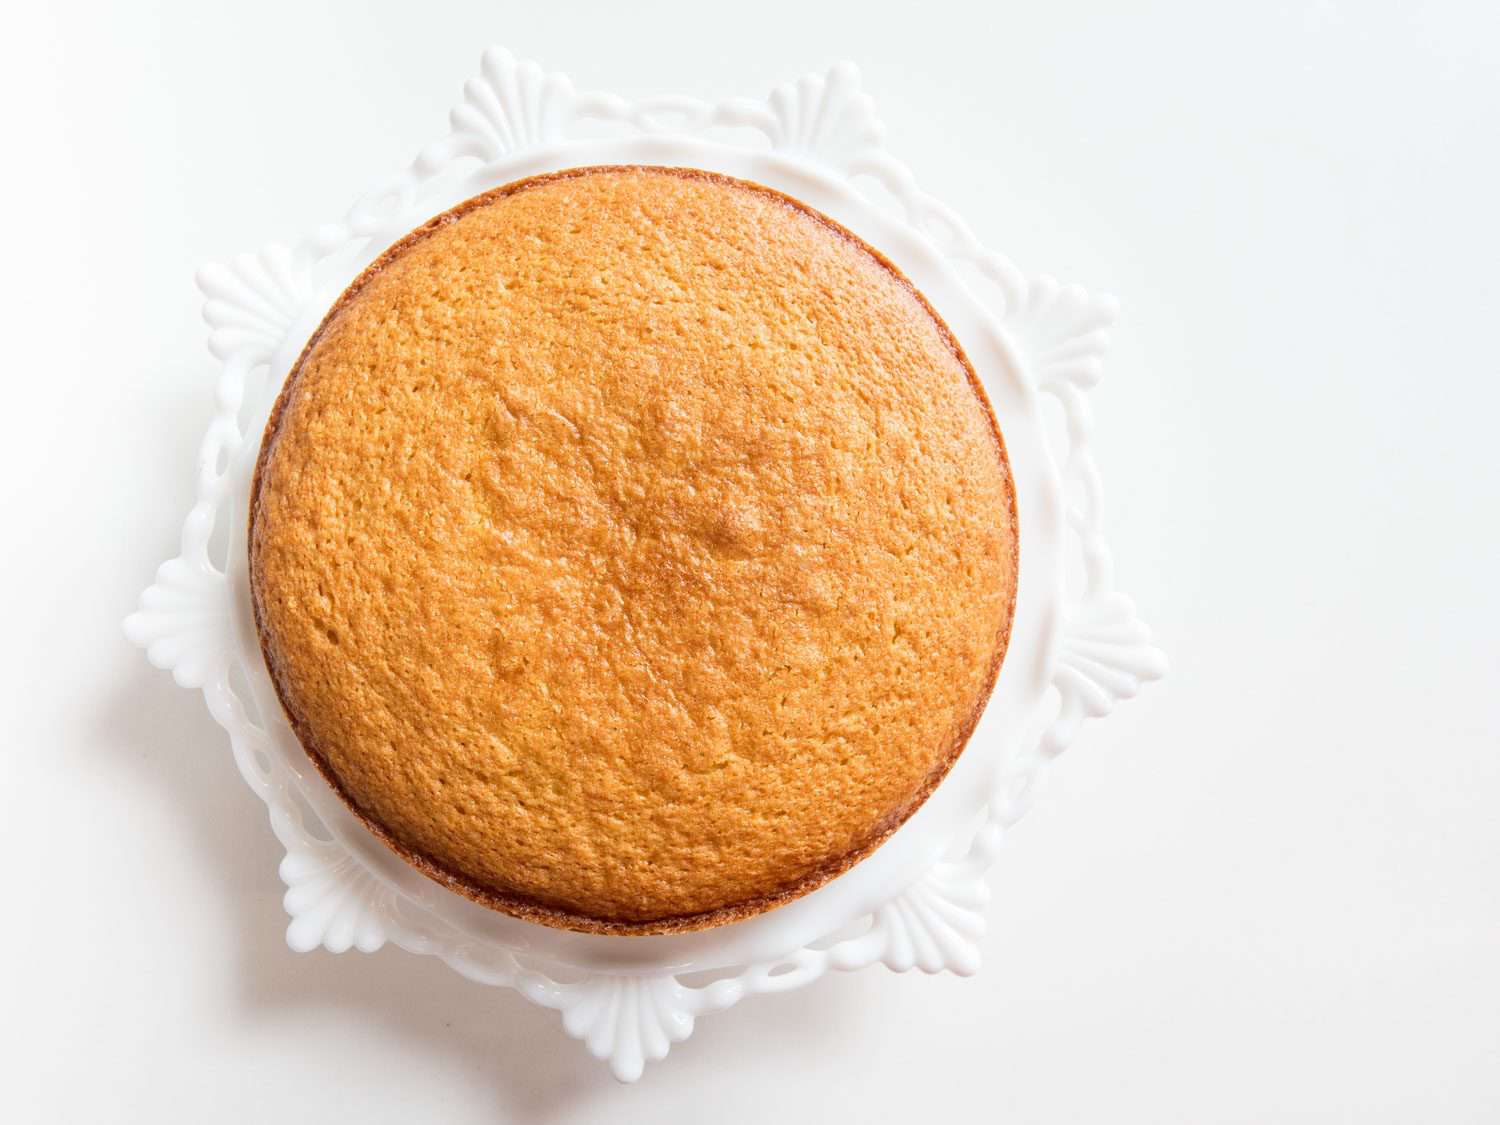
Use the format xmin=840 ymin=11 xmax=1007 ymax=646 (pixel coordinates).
xmin=126 ymin=47 xmax=1164 ymax=1081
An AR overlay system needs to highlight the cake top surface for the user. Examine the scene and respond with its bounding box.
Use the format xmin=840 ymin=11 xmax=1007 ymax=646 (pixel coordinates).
xmin=250 ymin=166 xmax=1016 ymax=933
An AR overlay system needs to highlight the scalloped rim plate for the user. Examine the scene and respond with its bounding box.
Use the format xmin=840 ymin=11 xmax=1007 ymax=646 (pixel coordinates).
xmin=126 ymin=48 xmax=1165 ymax=1082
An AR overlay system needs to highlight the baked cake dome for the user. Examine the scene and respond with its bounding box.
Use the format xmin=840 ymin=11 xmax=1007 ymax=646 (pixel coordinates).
xmin=250 ymin=166 xmax=1017 ymax=934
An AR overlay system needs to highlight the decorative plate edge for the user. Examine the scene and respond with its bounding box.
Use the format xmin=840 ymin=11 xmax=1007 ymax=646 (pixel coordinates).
xmin=122 ymin=46 xmax=1165 ymax=1083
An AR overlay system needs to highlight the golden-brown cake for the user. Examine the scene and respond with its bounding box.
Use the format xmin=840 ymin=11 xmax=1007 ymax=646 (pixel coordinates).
xmin=250 ymin=166 xmax=1017 ymax=934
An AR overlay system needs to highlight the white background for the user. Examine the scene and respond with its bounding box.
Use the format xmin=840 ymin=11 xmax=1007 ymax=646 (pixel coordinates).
xmin=4 ymin=2 xmax=1497 ymax=1121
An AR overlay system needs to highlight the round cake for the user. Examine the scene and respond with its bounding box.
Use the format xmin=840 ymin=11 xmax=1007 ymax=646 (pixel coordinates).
xmin=250 ymin=166 xmax=1017 ymax=934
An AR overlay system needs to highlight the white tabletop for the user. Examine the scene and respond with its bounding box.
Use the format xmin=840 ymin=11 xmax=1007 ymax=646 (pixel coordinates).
xmin=5 ymin=2 xmax=1498 ymax=1121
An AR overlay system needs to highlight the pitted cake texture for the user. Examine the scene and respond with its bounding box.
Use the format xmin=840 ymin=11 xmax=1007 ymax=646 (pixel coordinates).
xmin=250 ymin=166 xmax=1017 ymax=934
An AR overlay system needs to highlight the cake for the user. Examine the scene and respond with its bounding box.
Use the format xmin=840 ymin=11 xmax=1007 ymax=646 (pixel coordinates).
xmin=250 ymin=165 xmax=1017 ymax=935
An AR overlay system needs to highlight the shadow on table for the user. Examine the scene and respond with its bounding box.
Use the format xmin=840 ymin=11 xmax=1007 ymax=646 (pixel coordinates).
xmin=98 ymin=655 xmax=863 ymax=1120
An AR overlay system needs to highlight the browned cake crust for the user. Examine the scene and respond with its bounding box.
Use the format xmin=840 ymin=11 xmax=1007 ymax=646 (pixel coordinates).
xmin=250 ymin=166 xmax=1017 ymax=934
